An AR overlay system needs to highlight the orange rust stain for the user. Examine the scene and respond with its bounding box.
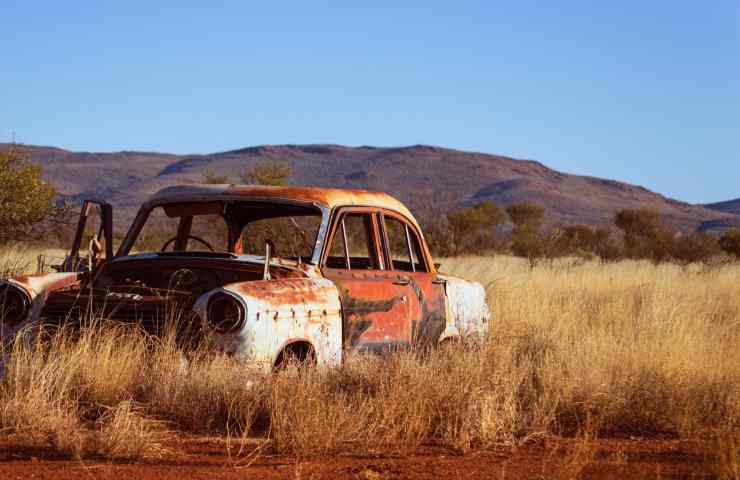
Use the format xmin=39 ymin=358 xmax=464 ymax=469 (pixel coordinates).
xmin=152 ymin=184 xmax=421 ymax=231
xmin=10 ymin=273 xmax=80 ymax=296
xmin=227 ymin=279 xmax=335 ymax=305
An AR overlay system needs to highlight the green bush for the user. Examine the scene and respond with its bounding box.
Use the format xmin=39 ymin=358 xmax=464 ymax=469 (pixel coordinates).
xmin=0 ymin=146 xmax=70 ymax=244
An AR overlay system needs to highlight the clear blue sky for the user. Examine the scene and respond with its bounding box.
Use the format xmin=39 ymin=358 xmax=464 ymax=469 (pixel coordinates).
xmin=1 ymin=1 xmax=738 ymax=203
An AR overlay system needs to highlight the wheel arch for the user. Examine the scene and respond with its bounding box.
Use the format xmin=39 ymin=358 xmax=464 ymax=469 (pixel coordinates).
xmin=272 ymin=338 xmax=317 ymax=369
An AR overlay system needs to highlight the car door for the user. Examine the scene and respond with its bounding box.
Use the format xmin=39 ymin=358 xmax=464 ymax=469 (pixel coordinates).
xmin=380 ymin=212 xmax=447 ymax=346
xmin=61 ymin=199 xmax=114 ymax=272
xmin=321 ymin=208 xmax=415 ymax=352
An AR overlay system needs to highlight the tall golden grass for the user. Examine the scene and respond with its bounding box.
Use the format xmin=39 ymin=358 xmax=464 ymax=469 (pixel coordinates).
xmin=0 ymin=244 xmax=67 ymax=277
xmin=0 ymin=250 xmax=738 ymax=466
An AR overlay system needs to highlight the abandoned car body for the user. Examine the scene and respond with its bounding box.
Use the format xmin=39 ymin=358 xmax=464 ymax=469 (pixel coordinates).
xmin=0 ymin=185 xmax=490 ymax=370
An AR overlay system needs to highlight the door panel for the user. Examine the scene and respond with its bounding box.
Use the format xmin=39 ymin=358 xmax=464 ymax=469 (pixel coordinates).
xmin=406 ymin=273 xmax=447 ymax=346
xmin=381 ymin=213 xmax=448 ymax=346
xmin=63 ymin=199 xmax=114 ymax=272
xmin=321 ymin=209 xmax=414 ymax=352
xmin=324 ymin=269 xmax=413 ymax=351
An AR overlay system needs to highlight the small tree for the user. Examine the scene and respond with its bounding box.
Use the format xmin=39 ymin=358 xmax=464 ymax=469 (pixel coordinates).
xmin=614 ymin=208 xmax=677 ymax=262
xmin=510 ymin=227 xmax=546 ymax=267
xmin=241 ymin=160 xmax=292 ymax=186
xmin=614 ymin=208 xmax=662 ymax=249
xmin=592 ymin=227 xmax=622 ymax=262
xmin=446 ymin=201 xmax=506 ymax=254
xmin=719 ymin=229 xmax=740 ymax=258
xmin=670 ymin=232 xmax=721 ymax=265
xmin=201 ymin=168 xmax=230 ymax=184
xmin=506 ymin=203 xmax=544 ymax=231
xmin=552 ymin=224 xmax=599 ymax=256
xmin=507 ymin=202 xmax=546 ymax=267
xmin=0 ymin=146 xmax=70 ymax=244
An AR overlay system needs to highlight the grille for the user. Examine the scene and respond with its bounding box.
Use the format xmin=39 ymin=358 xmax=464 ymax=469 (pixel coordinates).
xmin=40 ymin=292 xmax=195 ymax=336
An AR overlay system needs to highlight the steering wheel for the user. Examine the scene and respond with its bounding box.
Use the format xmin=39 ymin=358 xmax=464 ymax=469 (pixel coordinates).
xmin=161 ymin=235 xmax=215 ymax=252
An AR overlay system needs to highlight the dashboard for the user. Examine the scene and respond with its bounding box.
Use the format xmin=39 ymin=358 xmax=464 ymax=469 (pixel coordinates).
xmin=95 ymin=260 xmax=263 ymax=296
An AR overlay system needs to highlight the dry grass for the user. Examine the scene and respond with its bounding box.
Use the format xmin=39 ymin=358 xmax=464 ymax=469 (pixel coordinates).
xmin=0 ymin=244 xmax=35 ymax=278
xmin=0 ymin=324 xmax=166 ymax=459
xmin=711 ymin=429 xmax=740 ymax=480
xmin=443 ymin=256 xmax=740 ymax=437
xmin=93 ymin=400 xmax=169 ymax=460
xmin=0 ymin=244 xmax=67 ymax=277
xmin=0 ymin=253 xmax=738 ymax=461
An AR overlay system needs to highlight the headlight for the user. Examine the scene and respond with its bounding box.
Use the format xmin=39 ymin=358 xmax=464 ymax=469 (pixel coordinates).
xmin=0 ymin=284 xmax=30 ymax=327
xmin=207 ymin=293 xmax=245 ymax=333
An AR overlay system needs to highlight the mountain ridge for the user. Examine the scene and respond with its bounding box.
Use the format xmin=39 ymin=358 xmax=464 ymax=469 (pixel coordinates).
xmin=705 ymin=198 xmax=740 ymax=217
xmin=2 ymin=142 xmax=738 ymax=232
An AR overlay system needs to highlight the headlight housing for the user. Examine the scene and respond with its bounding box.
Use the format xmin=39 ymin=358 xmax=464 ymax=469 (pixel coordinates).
xmin=207 ymin=293 xmax=245 ymax=333
xmin=0 ymin=284 xmax=30 ymax=328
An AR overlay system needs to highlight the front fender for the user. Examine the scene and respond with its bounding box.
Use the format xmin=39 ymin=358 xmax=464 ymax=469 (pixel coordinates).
xmin=194 ymin=278 xmax=343 ymax=370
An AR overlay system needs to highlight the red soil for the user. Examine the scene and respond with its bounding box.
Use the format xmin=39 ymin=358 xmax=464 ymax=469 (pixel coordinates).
xmin=0 ymin=435 xmax=717 ymax=479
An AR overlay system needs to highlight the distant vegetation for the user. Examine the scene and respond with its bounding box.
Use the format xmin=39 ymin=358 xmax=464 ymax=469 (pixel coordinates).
xmin=201 ymin=160 xmax=293 ymax=187
xmin=421 ymin=201 xmax=740 ymax=266
xmin=0 ymin=147 xmax=72 ymax=244
xmin=2 ymin=148 xmax=739 ymax=267
xmin=240 ymin=160 xmax=292 ymax=186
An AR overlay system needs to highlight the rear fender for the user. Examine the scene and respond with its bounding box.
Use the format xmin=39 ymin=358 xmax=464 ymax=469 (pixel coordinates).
xmin=438 ymin=275 xmax=490 ymax=340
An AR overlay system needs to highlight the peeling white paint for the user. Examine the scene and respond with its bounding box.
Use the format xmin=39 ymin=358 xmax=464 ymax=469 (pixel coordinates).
xmin=438 ymin=275 xmax=491 ymax=339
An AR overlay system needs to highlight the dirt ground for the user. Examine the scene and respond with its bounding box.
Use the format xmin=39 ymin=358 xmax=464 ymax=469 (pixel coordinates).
xmin=0 ymin=435 xmax=720 ymax=480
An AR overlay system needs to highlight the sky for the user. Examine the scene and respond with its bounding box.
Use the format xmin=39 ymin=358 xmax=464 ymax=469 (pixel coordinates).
xmin=1 ymin=1 xmax=738 ymax=204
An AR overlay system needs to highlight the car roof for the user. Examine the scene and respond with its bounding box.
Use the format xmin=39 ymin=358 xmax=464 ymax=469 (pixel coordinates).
xmin=147 ymin=184 xmax=420 ymax=228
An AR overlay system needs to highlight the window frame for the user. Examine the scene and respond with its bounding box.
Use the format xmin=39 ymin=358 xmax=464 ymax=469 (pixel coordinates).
xmin=379 ymin=210 xmax=430 ymax=273
xmin=118 ymin=198 xmax=329 ymax=261
xmin=320 ymin=207 xmax=385 ymax=271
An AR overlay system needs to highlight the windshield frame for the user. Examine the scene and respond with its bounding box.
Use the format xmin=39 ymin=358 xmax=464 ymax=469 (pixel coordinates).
xmin=116 ymin=196 xmax=330 ymax=264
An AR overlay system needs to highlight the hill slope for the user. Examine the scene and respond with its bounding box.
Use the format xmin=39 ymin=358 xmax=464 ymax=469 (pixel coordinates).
xmin=705 ymin=198 xmax=740 ymax=216
xmin=3 ymin=143 xmax=739 ymax=232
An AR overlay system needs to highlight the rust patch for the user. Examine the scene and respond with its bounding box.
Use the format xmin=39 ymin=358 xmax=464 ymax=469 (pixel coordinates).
xmin=340 ymin=287 xmax=400 ymax=347
xmin=227 ymin=278 xmax=332 ymax=305
xmin=7 ymin=272 xmax=81 ymax=298
xmin=148 ymin=185 xmax=422 ymax=233
xmin=408 ymin=276 xmax=447 ymax=346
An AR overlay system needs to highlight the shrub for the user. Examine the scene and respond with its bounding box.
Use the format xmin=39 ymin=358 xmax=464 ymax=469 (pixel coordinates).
xmin=0 ymin=146 xmax=71 ymax=244
xmin=670 ymin=232 xmax=721 ymax=265
xmin=240 ymin=160 xmax=292 ymax=186
xmin=446 ymin=202 xmax=506 ymax=254
xmin=719 ymin=229 xmax=740 ymax=258
xmin=614 ymin=208 xmax=662 ymax=250
xmin=506 ymin=203 xmax=544 ymax=231
xmin=507 ymin=203 xmax=547 ymax=265
xmin=201 ymin=168 xmax=230 ymax=184
xmin=510 ymin=226 xmax=547 ymax=267
xmin=614 ymin=208 xmax=680 ymax=263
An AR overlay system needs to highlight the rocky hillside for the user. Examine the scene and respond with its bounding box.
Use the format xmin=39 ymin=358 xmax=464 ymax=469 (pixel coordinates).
xmin=706 ymin=198 xmax=740 ymax=216
xmin=4 ymin=143 xmax=739 ymax=232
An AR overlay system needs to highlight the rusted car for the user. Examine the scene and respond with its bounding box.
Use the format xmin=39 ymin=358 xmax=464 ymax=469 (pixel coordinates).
xmin=0 ymin=185 xmax=490 ymax=369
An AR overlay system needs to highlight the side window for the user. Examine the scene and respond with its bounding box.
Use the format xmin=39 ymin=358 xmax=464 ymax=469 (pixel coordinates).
xmin=384 ymin=216 xmax=427 ymax=272
xmin=326 ymin=218 xmax=349 ymax=268
xmin=325 ymin=212 xmax=380 ymax=270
